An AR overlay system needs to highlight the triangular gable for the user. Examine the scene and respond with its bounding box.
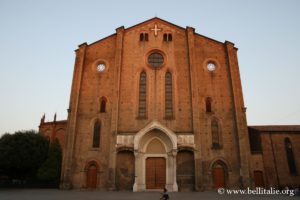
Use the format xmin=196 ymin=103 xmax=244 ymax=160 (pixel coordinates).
xmin=87 ymin=17 xmax=225 ymax=47
xmin=125 ymin=17 xmax=186 ymax=33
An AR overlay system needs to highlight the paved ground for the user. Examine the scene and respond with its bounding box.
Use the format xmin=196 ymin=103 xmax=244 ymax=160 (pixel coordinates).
xmin=0 ymin=189 xmax=298 ymax=200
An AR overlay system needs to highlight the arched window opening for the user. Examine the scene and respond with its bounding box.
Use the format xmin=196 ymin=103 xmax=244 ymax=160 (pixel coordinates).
xmin=165 ymin=72 xmax=173 ymax=118
xmin=140 ymin=33 xmax=144 ymax=41
xmin=100 ymin=97 xmax=107 ymax=113
xmin=138 ymin=72 xmax=147 ymax=118
xmin=285 ymin=138 xmax=297 ymax=175
xmin=93 ymin=121 xmax=101 ymax=148
xmin=211 ymin=119 xmax=221 ymax=149
xmin=163 ymin=33 xmax=172 ymax=42
xmin=168 ymin=34 xmax=172 ymax=41
xmin=163 ymin=34 xmax=167 ymax=41
xmin=206 ymin=97 xmax=212 ymax=113
xmin=140 ymin=33 xmax=148 ymax=41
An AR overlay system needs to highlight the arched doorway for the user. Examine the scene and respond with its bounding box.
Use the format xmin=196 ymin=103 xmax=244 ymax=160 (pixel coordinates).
xmin=133 ymin=121 xmax=178 ymax=192
xmin=116 ymin=150 xmax=135 ymax=190
xmin=176 ymin=150 xmax=195 ymax=191
xmin=86 ymin=163 xmax=98 ymax=188
xmin=253 ymin=170 xmax=264 ymax=188
xmin=212 ymin=161 xmax=227 ymax=188
xmin=145 ymin=138 xmax=166 ymax=189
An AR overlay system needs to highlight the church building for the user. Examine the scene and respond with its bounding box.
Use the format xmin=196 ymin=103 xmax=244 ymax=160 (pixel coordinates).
xmin=39 ymin=18 xmax=300 ymax=191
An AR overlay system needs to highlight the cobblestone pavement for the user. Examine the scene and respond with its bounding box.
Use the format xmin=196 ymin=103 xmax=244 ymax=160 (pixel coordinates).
xmin=0 ymin=189 xmax=297 ymax=200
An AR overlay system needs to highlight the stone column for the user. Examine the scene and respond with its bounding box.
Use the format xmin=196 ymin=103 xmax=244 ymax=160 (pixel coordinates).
xmin=172 ymin=149 xmax=178 ymax=191
xmin=133 ymin=150 xmax=139 ymax=192
xmin=133 ymin=151 xmax=145 ymax=192
xmin=167 ymin=149 xmax=178 ymax=192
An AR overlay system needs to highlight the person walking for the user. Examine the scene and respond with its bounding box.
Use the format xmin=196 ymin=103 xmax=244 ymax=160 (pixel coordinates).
xmin=160 ymin=188 xmax=169 ymax=200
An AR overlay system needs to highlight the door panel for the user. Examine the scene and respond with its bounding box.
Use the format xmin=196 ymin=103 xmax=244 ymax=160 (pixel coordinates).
xmin=254 ymin=171 xmax=264 ymax=188
xmin=146 ymin=158 xmax=156 ymax=189
xmin=213 ymin=167 xmax=225 ymax=188
xmin=155 ymin=158 xmax=166 ymax=188
xmin=87 ymin=165 xmax=97 ymax=188
xmin=146 ymin=157 xmax=166 ymax=189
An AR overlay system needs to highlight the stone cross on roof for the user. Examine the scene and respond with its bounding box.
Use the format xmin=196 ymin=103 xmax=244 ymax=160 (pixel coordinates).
xmin=150 ymin=24 xmax=162 ymax=36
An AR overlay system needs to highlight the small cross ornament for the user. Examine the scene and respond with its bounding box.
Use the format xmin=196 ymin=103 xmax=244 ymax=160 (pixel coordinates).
xmin=150 ymin=24 xmax=162 ymax=36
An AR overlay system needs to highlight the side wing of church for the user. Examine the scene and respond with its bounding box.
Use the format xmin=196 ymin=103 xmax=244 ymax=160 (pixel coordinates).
xmin=39 ymin=18 xmax=300 ymax=191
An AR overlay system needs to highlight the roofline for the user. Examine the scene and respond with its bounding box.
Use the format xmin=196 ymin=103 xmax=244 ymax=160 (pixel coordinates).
xmin=195 ymin=33 xmax=226 ymax=46
xmin=127 ymin=17 xmax=232 ymax=46
xmin=76 ymin=17 xmax=235 ymax=48
xmin=125 ymin=17 xmax=186 ymax=32
xmin=40 ymin=120 xmax=68 ymax=125
xmin=248 ymin=125 xmax=300 ymax=132
xmin=88 ymin=33 xmax=117 ymax=47
xmin=249 ymin=125 xmax=300 ymax=127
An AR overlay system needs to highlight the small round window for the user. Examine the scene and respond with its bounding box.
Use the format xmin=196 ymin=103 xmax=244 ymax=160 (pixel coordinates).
xmin=97 ymin=63 xmax=106 ymax=72
xmin=148 ymin=53 xmax=164 ymax=68
xmin=207 ymin=62 xmax=216 ymax=71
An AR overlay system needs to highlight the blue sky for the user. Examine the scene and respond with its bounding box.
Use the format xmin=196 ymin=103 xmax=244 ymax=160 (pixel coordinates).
xmin=0 ymin=0 xmax=299 ymax=135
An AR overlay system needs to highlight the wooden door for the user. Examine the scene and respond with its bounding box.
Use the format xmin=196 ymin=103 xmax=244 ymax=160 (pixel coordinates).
xmin=87 ymin=165 xmax=97 ymax=188
xmin=146 ymin=157 xmax=166 ymax=189
xmin=254 ymin=171 xmax=264 ymax=188
xmin=213 ymin=166 xmax=225 ymax=188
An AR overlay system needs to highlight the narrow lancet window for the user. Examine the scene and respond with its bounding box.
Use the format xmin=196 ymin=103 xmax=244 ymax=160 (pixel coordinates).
xmin=93 ymin=121 xmax=101 ymax=148
xmin=165 ymin=72 xmax=173 ymax=118
xmin=138 ymin=72 xmax=147 ymax=118
xmin=100 ymin=97 xmax=107 ymax=113
xmin=206 ymin=97 xmax=212 ymax=113
xmin=212 ymin=119 xmax=220 ymax=149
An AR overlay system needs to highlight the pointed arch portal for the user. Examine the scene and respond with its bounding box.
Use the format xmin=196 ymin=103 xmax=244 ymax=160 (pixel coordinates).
xmin=133 ymin=120 xmax=178 ymax=192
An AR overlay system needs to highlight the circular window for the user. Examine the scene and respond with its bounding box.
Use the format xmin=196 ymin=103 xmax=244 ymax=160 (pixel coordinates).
xmin=148 ymin=53 xmax=164 ymax=68
xmin=207 ymin=62 xmax=216 ymax=71
xmin=97 ymin=63 xmax=106 ymax=72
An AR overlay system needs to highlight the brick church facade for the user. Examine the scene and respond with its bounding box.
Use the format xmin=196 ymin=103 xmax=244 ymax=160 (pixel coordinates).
xmin=39 ymin=18 xmax=300 ymax=191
